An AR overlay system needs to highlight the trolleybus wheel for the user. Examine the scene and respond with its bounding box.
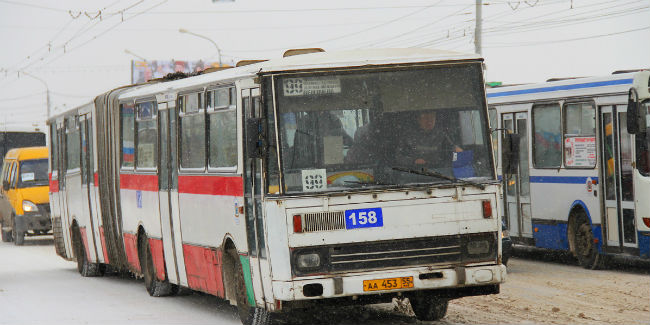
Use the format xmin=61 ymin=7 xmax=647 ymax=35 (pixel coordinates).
xmin=73 ymin=226 xmax=102 ymax=277
xmin=409 ymin=293 xmax=449 ymax=321
xmin=574 ymin=217 xmax=606 ymax=270
xmin=12 ymin=215 xmax=24 ymax=246
xmin=230 ymin=250 xmax=270 ymax=325
xmin=139 ymin=233 xmax=173 ymax=297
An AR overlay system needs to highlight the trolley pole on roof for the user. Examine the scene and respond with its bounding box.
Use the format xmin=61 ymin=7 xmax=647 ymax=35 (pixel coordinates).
xmin=475 ymin=0 xmax=482 ymax=55
xmin=22 ymin=71 xmax=51 ymax=119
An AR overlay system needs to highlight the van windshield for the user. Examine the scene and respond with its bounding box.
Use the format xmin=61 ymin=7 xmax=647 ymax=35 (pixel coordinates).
xmin=18 ymin=159 xmax=49 ymax=188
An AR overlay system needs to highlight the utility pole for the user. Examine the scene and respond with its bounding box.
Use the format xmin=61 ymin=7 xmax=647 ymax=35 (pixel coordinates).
xmin=475 ymin=0 xmax=482 ymax=55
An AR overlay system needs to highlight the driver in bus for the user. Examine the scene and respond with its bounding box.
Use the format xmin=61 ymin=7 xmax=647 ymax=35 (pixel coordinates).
xmin=396 ymin=111 xmax=463 ymax=168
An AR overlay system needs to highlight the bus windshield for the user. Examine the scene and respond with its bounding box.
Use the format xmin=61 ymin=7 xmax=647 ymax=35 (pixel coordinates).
xmin=18 ymin=159 xmax=49 ymax=188
xmin=270 ymin=64 xmax=494 ymax=194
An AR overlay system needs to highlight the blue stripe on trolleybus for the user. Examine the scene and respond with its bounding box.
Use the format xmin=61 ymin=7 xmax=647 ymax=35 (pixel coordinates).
xmin=529 ymin=176 xmax=598 ymax=184
xmin=487 ymin=78 xmax=633 ymax=98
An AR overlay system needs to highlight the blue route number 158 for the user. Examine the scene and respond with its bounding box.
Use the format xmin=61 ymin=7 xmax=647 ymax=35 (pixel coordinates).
xmin=345 ymin=207 xmax=383 ymax=229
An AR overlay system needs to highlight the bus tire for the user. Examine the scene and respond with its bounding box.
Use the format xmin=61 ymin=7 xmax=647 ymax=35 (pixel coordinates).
xmin=73 ymin=226 xmax=102 ymax=277
xmin=409 ymin=293 xmax=449 ymax=321
xmin=139 ymin=234 xmax=173 ymax=297
xmin=573 ymin=215 xmax=606 ymax=270
xmin=230 ymin=250 xmax=270 ymax=325
xmin=12 ymin=215 xmax=24 ymax=246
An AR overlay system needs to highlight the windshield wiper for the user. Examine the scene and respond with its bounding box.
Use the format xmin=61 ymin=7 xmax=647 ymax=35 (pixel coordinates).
xmin=344 ymin=180 xmax=393 ymax=187
xmin=391 ymin=166 xmax=485 ymax=190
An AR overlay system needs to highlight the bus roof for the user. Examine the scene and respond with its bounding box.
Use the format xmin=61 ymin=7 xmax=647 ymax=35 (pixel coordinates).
xmin=118 ymin=48 xmax=482 ymax=100
xmin=486 ymin=71 xmax=641 ymax=105
xmin=4 ymin=146 xmax=48 ymax=161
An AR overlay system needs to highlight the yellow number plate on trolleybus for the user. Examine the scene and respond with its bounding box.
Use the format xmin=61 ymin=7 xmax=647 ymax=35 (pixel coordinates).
xmin=363 ymin=276 xmax=414 ymax=292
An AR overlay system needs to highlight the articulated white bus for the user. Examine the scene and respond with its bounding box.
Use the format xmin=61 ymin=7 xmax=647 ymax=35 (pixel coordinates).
xmin=488 ymin=70 xmax=650 ymax=269
xmin=49 ymin=48 xmax=505 ymax=324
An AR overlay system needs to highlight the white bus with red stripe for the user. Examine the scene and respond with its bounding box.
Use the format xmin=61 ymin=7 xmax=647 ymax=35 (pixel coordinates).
xmin=48 ymin=48 xmax=505 ymax=325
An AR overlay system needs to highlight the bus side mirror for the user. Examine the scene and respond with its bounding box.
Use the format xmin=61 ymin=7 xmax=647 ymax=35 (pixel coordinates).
xmin=502 ymin=133 xmax=520 ymax=174
xmin=627 ymin=88 xmax=645 ymax=134
xmin=2 ymin=180 xmax=9 ymax=191
xmin=246 ymin=117 xmax=267 ymax=158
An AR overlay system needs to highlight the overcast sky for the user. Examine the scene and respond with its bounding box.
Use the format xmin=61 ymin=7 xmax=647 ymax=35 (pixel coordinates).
xmin=0 ymin=0 xmax=648 ymax=126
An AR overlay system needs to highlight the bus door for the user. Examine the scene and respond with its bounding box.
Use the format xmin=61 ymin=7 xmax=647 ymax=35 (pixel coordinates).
xmin=157 ymin=99 xmax=188 ymax=286
xmin=502 ymin=112 xmax=533 ymax=240
xmin=79 ymin=114 xmax=100 ymax=262
xmin=243 ymin=87 xmax=273 ymax=306
xmin=600 ymin=105 xmax=637 ymax=251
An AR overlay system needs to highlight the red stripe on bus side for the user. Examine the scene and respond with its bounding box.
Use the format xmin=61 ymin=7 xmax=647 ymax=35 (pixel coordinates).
xmin=120 ymin=174 xmax=158 ymax=192
xmin=79 ymin=227 xmax=91 ymax=261
xmin=123 ymin=233 xmax=141 ymax=272
xmin=178 ymin=175 xmax=243 ymax=196
xmin=148 ymin=238 xmax=166 ymax=281
xmin=183 ymin=244 xmax=224 ymax=298
xmin=49 ymin=173 xmax=59 ymax=193
xmin=99 ymin=226 xmax=110 ymax=264
xmin=94 ymin=172 xmax=99 ymax=187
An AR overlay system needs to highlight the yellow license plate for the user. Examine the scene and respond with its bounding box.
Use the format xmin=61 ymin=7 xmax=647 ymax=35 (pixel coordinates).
xmin=363 ymin=276 xmax=413 ymax=292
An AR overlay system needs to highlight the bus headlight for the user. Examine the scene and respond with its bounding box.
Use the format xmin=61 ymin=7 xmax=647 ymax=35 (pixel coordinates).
xmin=22 ymin=200 xmax=37 ymax=213
xmin=467 ymin=240 xmax=490 ymax=255
xmin=296 ymin=253 xmax=321 ymax=269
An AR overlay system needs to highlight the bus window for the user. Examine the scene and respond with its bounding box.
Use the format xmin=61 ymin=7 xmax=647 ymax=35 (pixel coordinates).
xmin=636 ymin=101 xmax=650 ymax=176
xmin=50 ymin=124 xmax=58 ymax=172
xmin=179 ymin=92 xmax=206 ymax=170
xmin=66 ymin=118 xmax=80 ymax=171
xmin=564 ymin=102 xmax=596 ymax=168
xmin=121 ymin=103 xmax=135 ymax=169
xmin=135 ymin=101 xmax=158 ymax=169
xmin=532 ymin=103 xmax=562 ymax=168
xmin=207 ymin=87 xmax=237 ymax=169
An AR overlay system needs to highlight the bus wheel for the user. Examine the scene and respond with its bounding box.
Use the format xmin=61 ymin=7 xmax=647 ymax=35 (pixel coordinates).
xmin=73 ymin=226 xmax=102 ymax=277
xmin=230 ymin=250 xmax=270 ymax=325
xmin=12 ymin=215 xmax=24 ymax=246
xmin=139 ymin=234 xmax=173 ymax=297
xmin=574 ymin=218 xmax=606 ymax=270
xmin=409 ymin=293 xmax=449 ymax=321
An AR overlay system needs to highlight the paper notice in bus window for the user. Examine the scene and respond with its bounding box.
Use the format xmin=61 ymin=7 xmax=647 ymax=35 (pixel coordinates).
xmin=21 ymin=172 xmax=35 ymax=182
xmin=301 ymin=169 xmax=327 ymax=192
xmin=564 ymin=137 xmax=596 ymax=167
xmin=283 ymin=77 xmax=341 ymax=97
xmin=138 ymin=143 xmax=155 ymax=165
xmin=323 ymin=136 xmax=343 ymax=165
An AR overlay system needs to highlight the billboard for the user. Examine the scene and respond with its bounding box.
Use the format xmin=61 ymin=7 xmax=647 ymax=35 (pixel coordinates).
xmin=131 ymin=60 xmax=228 ymax=84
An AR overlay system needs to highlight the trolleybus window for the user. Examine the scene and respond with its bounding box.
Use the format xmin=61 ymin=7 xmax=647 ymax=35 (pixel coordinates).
xmin=268 ymin=64 xmax=493 ymax=194
xmin=135 ymin=101 xmax=158 ymax=169
xmin=532 ymin=103 xmax=562 ymax=168
xmin=179 ymin=92 xmax=206 ymax=169
xmin=121 ymin=103 xmax=135 ymax=168
xmin=207 ymin=87 xmax=237 ymax=169
xmin=50 ymin=124 xmax=58 ymax=172
xmin=564 ymin=102 xmax=596 ymax=168
xmin=636 ymin=100 xmax=650 ymax=176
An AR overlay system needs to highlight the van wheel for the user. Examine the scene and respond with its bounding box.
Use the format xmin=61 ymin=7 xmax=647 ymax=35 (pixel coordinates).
xmin=12 ymin=215 xmax=24 ymax=246
xmin=230 ymin=250 xmax=270 ymax=325
xmin=73 ymin=227 xmax=102 ymax=277
xmin=409 ymin=293 xmax=449 ymax=321
xmin=574 ymin=216 xmax=606 ymax=270
xmin=1 ymin=227 xmax=12 ymax=242
xmin=139 ymin=234 xmax=173 ymax=297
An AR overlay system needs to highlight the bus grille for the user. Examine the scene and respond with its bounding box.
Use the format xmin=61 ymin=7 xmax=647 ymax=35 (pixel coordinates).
xmin=303 ymin=211 xmax=345 ymax=232
xmin=329 ymin=236 xmax=462 ymax=272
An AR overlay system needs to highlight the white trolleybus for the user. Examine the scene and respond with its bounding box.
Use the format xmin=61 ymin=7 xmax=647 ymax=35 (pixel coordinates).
xmin=487 ymin=70 xmax=650 ymax=269
xmin=48 ymin=48 xmax=506 ymax=324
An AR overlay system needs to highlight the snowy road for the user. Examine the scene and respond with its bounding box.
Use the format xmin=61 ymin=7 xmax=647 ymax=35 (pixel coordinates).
xmin=1 ymin=238 xmax=649 ymax=325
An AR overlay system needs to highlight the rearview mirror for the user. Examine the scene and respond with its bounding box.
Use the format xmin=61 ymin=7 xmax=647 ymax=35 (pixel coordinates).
xmin=502 ymin=133 xmax=520 ymax=175
xmin=627 ymin=88 xmax=645 ymax=134
xmin=246 ymin=117 xmax=267 ymax=159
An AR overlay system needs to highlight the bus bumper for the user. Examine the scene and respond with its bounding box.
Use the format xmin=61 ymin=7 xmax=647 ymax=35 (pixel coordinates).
xmin=272 ymin=264 xmax=506 ymax=301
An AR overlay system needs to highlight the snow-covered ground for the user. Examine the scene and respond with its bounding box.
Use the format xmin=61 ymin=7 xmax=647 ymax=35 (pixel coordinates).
xmin=0 ymin=236 xmax=240 ymax=325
